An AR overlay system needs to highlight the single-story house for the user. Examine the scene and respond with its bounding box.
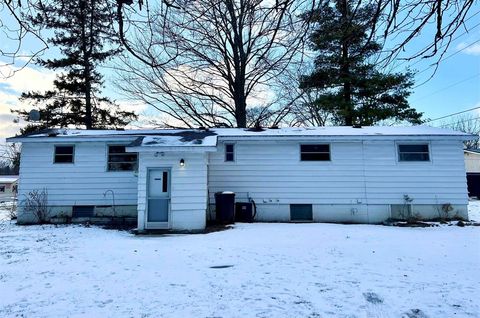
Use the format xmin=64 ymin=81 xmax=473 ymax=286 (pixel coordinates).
xmin=0 ymin=175 xmax=18 ymax=201
xmin=464 ymin=149 xmax=480 ymax=197
xmin=7 ymin=126 xmax=475 ymax=230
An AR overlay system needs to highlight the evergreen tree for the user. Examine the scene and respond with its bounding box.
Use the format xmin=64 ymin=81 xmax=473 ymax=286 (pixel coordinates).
xmin=300 ymin=0 xmax=423 ymax=126
xmin=14 ymin=0 xmax=136 ymax=132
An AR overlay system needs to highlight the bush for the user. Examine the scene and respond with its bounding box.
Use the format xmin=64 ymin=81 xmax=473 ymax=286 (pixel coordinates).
xmin=22 ymin=188 xmax=50 ymax=224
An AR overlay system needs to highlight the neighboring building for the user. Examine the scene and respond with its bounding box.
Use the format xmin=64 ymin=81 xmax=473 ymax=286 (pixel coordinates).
xmin=464 ymin=149 xmax=480 ymax=197
xmin=7 ymin=126 xmax=475 ymax=230
xmin=0 ymin=176 xmax=18 ymax=201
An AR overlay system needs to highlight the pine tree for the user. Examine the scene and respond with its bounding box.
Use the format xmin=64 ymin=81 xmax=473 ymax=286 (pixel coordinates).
xmin=300 ymin=0 xmax=423 ymax=126
xmin=14 ymin=0 xmax=136 ymax=132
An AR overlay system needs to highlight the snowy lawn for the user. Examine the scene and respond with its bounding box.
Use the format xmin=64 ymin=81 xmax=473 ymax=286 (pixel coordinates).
xmin=0 ymin=205 xmax=479 ymax=317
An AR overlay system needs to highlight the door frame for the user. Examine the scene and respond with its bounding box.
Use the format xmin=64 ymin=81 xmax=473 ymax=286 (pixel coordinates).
xmin=145 ymin=167 xmax=172 ymax=230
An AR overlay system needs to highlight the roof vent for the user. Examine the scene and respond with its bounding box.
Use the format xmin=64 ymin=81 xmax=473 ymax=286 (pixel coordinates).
xmin=352 ymin=124 xmax=362 ymax=129
xmin=115 ymin=128 xmax=125 ymax=131
xmin=47 ymin=131 xmax=59 ymax=137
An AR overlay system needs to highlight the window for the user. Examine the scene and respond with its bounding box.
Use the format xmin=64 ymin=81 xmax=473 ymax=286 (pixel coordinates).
xmin=54 ymin=145 xmax=74 ymax=163
xmin=225 ymin=144 xmax=235 ymax=162
xmin=300 ymin=144 xmax=330 ymax=161
xmin=398 ymin=144 xmax=430 ymax=162
xmin=0 ymin=186 xmax=5 ymax=193
xmin=72 ymin=206 xmax=94 ymax=218
xmin=107 ymin=145 xmax=138 ymax=171
xmin=290 ymin=204 xmax=313 ymax=221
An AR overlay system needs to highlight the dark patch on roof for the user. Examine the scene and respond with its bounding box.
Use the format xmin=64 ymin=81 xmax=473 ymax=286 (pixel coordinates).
xmin=15 ymin=128 xmax=58 ymax=138
xmin=171 ymin=130 xmax=217 ymax=142
xmin=128 ymin=137 xmax=145 ymax=147
xmin=126 ymin=131 xmax=216 ymax=147
xmin=13 ymin=128 xmax=218 ymax=140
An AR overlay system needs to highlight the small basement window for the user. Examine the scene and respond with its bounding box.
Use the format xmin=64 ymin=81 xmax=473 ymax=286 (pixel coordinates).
xmin=398 ymin=144 xmax=430 ymax=162
xmin=72 ymin=206 xmax=94 ymax=218
xmin=300 ymin=144 xmax=330 ymax=161
xmin=225 ymin=144 xmax=235 ymax=162
xmin=108 ymin=145 xmax=138 ymax=171
xmin=290 ymin=204 xmax=313 ymax=221
xmin=54 ymin=145 xmax=74 ymax=163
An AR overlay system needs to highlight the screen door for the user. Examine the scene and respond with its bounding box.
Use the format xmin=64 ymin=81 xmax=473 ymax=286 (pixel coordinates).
xmin=146 ymin=169 xmax=170 ymax=228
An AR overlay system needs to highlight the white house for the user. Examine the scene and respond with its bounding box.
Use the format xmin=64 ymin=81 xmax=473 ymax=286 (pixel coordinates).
xmin=464 ymin=149 xmax=480 ymax=173
xmin=0 ymin=175 xmax=18 ymax=202
xmin=7 ymin=126 xmax=475 ymax=230
xmin=464 ymin=149 xmax=480 ymax=197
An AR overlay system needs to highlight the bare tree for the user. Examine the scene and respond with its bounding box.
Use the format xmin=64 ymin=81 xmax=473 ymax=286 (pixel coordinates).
xmin=380 ymin=1 xmax=478 ymax=68
xmin=115 ymin=0 xmax=313 ymax=128
xmin=0 ymin=0 xmax=48 ymax=77
xmin=0 ymin=143 xmax=21 ymax=174
xmin=441 ymin=115 xmax=480 ymax=149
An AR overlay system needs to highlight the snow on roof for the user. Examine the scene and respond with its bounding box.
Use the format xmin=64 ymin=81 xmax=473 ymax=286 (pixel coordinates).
xmin=211 ymin=126 xmax=472 ymax=137
xmin=465 ymin=149 xmax=480 ymax=154
xmin=0 ymin=176 xmax=18 ymax=183
xmin=7 ymin=126 xmax=475 ymax=143
xmin=129 ymin=131 xmax=218 ymax=148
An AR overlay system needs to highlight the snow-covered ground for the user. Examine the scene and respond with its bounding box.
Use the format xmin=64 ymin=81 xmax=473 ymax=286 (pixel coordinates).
xmin=0 ymin=204 xmax=479 ymax=317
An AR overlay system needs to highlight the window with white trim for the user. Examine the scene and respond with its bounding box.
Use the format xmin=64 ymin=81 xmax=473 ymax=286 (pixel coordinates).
xmin=107 ymin=145 xmax=138 ymax=171
xmin=398 ymin=144 xmax=430 ymax=162
xmin=300 ymin=144 xmax=330 ymax=161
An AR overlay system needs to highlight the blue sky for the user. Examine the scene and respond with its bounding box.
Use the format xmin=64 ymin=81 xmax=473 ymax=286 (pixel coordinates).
xmin=0 ymin=4 xmax=479 ymax=141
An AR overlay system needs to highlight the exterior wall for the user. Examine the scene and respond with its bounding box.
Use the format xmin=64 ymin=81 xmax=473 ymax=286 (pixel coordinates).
xmin=136 ymin=152 xmax=208 ymax=231
xmin=464 ymin=152 xmax=480 ymax=173
xmin=17 ymin=142 xmax=138 ymax=223
xmin=208 ymin=139 xmax=469 ymax=222
xmin=0 ymin=181 xmax=17 ymax=201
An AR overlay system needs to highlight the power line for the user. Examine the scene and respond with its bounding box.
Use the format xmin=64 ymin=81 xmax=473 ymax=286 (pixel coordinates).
xmin=425 ymin=106 xmax=480 ymax=123
xmin=415 ymin=39 xmax=480 ymax=78
xmin=432 ymin=115 xmax=480 ymax=128
xmin=411 ymin=73 xmax=480 ymax=103
xmin=394 ymin=13 xmax=480 ymax=70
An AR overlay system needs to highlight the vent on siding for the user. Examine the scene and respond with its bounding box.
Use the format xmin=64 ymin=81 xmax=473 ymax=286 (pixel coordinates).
xmin=72 ymin=206 xmax=95 ymax=218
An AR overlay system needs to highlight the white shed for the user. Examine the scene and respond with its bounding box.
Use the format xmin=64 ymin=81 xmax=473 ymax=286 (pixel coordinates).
xmin=464 ymin=149 xmax=480 ymax=173
xmin=0 ymin=176 xmax=18 ymax=202
xmin=7 ymin=126 xmax=475 ymax=229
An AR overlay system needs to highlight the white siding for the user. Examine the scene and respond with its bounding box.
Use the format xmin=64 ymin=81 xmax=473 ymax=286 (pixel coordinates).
xmin=136 ymin=152 xmax=208 ymax=231
xmin=208 ymin=139 xmax=468 ymax=221
xmin=363 ymin=140 xmax=468 ymax=205
xmin=465 ymin=152 xmax=480 ymax=173
xmin=18 ymin=142 xmax=138 ymax=206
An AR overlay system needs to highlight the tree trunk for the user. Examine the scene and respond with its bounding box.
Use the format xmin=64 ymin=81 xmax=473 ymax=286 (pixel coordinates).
xmin=340 ymin=0 xmax=353 ymax=126
xmin=84 ymin=66 xmax=93 ymax=129
xmin=81 ymin=0 xmax=93 ymax=129
xmin=234 ymin=94 xmax=247 ymax=128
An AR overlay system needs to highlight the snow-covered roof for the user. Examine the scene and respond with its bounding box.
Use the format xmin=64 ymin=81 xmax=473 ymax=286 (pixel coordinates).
xmin=6 ymin=126 xmax=476 ymax=145
xmin=465 ymin=149 xmax=480 ymax=155
xmin=212 ymin=126 xmax=473 ymax=137
xmin=0 ymin=176 xmax=18 ymax=183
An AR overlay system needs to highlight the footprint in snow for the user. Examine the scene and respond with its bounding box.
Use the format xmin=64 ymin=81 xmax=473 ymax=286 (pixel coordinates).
xmin=363 ymin=292 xmax=392 ymax=318
xmin=403 ymin=308 xmax=429 ymax=318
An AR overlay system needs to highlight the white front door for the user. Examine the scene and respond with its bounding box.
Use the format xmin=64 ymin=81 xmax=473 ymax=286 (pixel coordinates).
xmin=146 ymin=169 xmax=170 ymax=229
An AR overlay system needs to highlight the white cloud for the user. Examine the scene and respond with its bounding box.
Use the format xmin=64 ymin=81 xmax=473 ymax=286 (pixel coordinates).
xmin=0 ymin=65 xmax=56 ymax=142
xmin=0 ymin=65 xmax=56 ymax=93
xmin=456 ymin=42 xmax=480 ymax=56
